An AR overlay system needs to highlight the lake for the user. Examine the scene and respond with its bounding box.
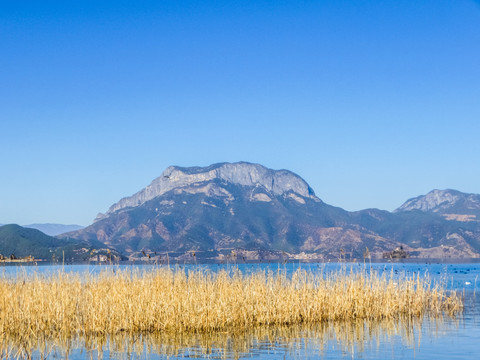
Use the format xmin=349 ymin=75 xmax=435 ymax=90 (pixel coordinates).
xmin=1 ymin=261 xmax=479 ymax=359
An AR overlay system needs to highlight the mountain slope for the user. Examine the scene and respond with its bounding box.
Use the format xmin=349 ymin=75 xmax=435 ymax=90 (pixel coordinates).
xmin=0 ymin=224 xmax=121 ymax=262
xmin=67 ymin=178 xmax=350 ymax=257
xmin=395 ymin=189 xmax=480 ymax=221
xmin=351 ymin=207 xmax=480 ymax=258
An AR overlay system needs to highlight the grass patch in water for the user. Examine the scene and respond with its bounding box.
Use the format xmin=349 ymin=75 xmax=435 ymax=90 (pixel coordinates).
xmin=0 ymin=266 xmax=462 ymax=339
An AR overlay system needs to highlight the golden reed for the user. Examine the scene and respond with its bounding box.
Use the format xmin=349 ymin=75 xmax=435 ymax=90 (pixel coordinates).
xmin=0 ymin=266 xmax=462 ymax=339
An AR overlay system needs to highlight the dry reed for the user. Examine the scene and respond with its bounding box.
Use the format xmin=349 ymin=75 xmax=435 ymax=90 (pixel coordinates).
xmin=0 ymin=266 xmax=462 ymax=340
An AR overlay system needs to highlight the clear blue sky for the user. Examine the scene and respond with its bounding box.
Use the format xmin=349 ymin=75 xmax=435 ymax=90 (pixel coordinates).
xmin=1 ymin=0 xmax=480 ymax=226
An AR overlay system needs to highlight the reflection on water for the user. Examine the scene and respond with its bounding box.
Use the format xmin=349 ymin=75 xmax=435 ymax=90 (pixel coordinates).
xmin=0 ymin=314 xmax=463 ymax=359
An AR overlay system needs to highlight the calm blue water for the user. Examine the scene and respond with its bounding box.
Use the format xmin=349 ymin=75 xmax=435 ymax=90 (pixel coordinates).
xmin=1 ymin=261 xmax=479 ymax=359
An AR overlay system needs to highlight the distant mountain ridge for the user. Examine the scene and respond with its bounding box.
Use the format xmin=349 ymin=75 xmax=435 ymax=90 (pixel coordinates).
xmin=64 ymin=162 xmax=480 ymax=260
xmin=24 ymin=223 xmax=85 ymax=236
xmin=0 ymin=224 xmax=84 ymax=236
xmin=395 ymin=189 xmax=480 ymax=222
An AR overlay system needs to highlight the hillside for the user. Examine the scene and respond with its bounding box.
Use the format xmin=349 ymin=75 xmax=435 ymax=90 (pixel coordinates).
xmin=395 ymin=189 xmax=480 ymax=221
xmin=0 ymin=224 xmax=122 ymax=262
xmin=64 ymin=162 xmax=480 ymax=260
xmin=68 ymin=178 xmax=404 ymax=260
xmin=350 ymin=208 xmax=480 ymax=258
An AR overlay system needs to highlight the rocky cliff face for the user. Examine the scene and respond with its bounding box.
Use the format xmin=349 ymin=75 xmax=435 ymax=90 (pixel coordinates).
xmin=95 ymin=162 xmax=318 ymax=221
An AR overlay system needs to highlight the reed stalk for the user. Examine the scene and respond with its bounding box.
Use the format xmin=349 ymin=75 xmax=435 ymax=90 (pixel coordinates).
xmin=0 ymin=266 xmax=462 ymax=339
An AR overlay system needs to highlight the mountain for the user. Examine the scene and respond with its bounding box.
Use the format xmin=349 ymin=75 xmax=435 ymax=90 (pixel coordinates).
xmin=66 ymin=162 xmax=349 ymax=259
xmin=351 ymin=206 xmax=480 ymax=258
xmin=60 ymin=162 xmax=480 ymax=260
xmin=94 ymin=162 xmax=317 ymax=222
xmin=0 ymin=224 xmax=122 ymax=262
xmin=66 ymin=161 xmax=474 ymax=261
xmin=24 ymin=223 xmax=85 ymax=236
xmin=395 ymin=189 xmax=480 ymax=221
xmin=11 ymin=163 xmax=480 ymax=261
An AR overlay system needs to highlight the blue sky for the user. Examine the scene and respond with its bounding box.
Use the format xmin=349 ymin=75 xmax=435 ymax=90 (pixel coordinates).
xmin=1 ymin=0 xmax=480 ymax=226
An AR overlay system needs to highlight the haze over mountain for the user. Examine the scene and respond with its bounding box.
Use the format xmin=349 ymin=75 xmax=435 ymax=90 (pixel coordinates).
xmin=23 ymin=224 xmax=85 ymax=236
xmin=0 ymin=224 xmax=84 ymax=236
xmin=63 ymin=162 xmax=480 ymax=261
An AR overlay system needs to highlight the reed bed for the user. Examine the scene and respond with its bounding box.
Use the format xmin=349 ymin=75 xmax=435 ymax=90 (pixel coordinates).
xmin=0 ymin=266 xmax=462 ymax=339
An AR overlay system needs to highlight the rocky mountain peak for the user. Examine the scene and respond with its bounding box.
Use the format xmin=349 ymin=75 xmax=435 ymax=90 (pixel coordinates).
xmin=394 ymin=189 xmax=480 ymax=213
xmin=95 ymin=162 xmax=318 ymax=221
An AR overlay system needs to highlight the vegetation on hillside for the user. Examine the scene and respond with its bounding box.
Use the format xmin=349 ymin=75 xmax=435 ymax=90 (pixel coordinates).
xmin=0 ymin=224 xmax=122 ymax=262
